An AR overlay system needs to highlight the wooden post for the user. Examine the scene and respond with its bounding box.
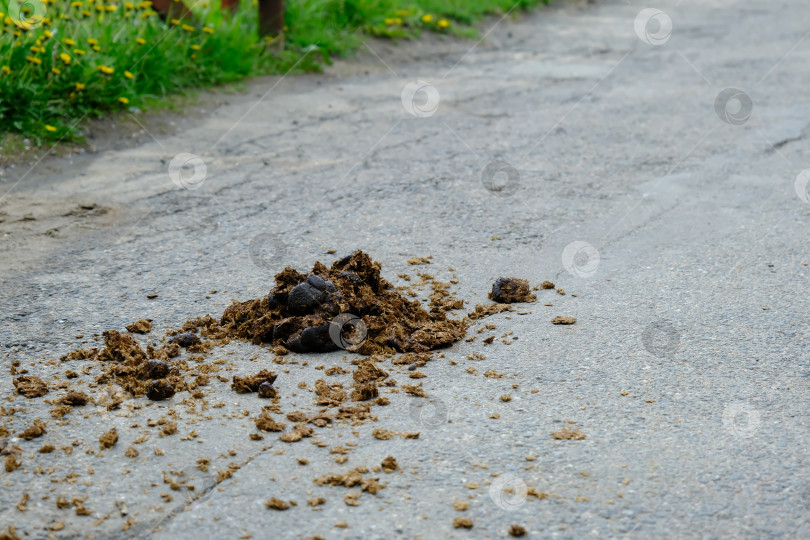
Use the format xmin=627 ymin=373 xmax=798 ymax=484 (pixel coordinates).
xmin=151 ymin=0 xmax=195 ymax=21
xmin=258 ymin=0 xmax=284 ymax=38
xmin=221 ymin=0 xmax=239 ymax=13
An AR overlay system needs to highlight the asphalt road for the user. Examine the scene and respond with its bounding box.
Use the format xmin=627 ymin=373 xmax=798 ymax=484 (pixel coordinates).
xmin=2 ymin=0 xmax=810 ymax=538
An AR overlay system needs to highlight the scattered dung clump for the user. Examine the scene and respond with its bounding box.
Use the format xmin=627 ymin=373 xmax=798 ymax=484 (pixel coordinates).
xmin=551 ymin=427 xmax=585 ymax=440
xmin=13 ymin=376 xmax=49 ymax=398
xmin=489 ymin=277 xmax=536 ymax=304
xmin=232 ymin=370 xmax=278 ymax=393
xmin=218 ymin=250 xmax=468 ymax=355
xmin=99 ymin=428 xmax=118 ymax=449
xmin=551 ymin=316 xmax=576 ymax=325
xmin=125 ymin=319 xmax=152 ymax=334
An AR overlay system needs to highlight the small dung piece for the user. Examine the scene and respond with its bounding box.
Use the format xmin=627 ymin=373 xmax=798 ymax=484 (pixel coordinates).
xmin=125 ymin=319 xmax=152 ymax=334
xmin=146 ymin=380 xmax=175 ymax=401
xmin=551 ymin=316 xmax=576 ymax=325
xmin=540 ymin=281 xmax=555 ymax=289
xmin=143 ymin=359 xmax=169 ymax=380
xmin=59 ymin=391 xmax=89 ymax=406
xmin=99 ymin=428 xmax=118 ymax=450
xmin=258 ymin=382 xmax=277 ymax=399
xmin=489 ymin=277 xmax=536 ymax=304
xmin=509 ymin=524 xmax=527 ymax=537
xmin=232 ymin=369 xmax=278 ymax=393
xmin=551 ymin=427 xmax=585 ymax=440
xmin=453 ymin=517 xmax=474 ymax=529
xmin=264 ymin=497 xmax=291 ymax=510
xmin=13 ymin=375 xmax=49 ymax=398
xmin=20 ymin=419 xmax=47 ymax=440
xmin=168 ymin=332 xmax=200 ymax=348
xmin=381 ymin=455 xmax=398 ymax=473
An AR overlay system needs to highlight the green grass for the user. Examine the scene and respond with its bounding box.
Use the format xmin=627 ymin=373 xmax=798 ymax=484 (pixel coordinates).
xmin=0 ymin=0 xmax=549 ymax=144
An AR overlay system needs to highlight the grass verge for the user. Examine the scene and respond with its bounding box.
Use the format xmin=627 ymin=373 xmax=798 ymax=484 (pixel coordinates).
xmin=1 ymin=0 xmax=550 ymax=144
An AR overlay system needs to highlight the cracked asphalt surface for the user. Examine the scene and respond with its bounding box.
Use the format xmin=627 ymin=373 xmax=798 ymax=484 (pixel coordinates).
xmin=2 ymin=0 xmax=810 ymax=538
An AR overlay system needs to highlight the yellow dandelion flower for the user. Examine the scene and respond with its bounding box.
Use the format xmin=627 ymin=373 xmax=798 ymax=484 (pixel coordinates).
xmin=202 ymin=27 xmax=213 ymax=34
xmin=181 ymin=24 xmax=194 ymax=31
xmin=75 ymin=82 xmax=85 ymax=90
xmin=45 ymin=125 xmax=57 ymax=132
xmin=81 ymin=10 xmax=90 ymax=16
xmin=30 ymin=45 xmax=41 ymax=53
xmin=395 ymin=9 xmax=409 ymax=16
xmin=71 ymin=1 xmax=82 ymax=6
xmin=105 ymin=4 xmax=116 ymax=11
xmin=438 ymin=19 xmax=450 ymax=28
xmin=1 ymin=66 xmax=9 ymax=74
xmin=26 ymin=56 xmax=42 ymax=65
xmin=63 ymin=38 xmax=76 ymax=46
xmin=421 ymin=14 xmax=432 ymax=23
xmin=60 ymin=53 xmax=71 ymax=64
xmin=191 ymin=44 xmax=200 ymax=50
xmin=88 ymin=38 xmax=98 ymax=45
xmin=140 ymin=10 xmax=154 ymax=17
xmin=138 ymin=1 xmax=151 ymax=7
xmin=135 ymin=37 xmax=145 ymax=45
xmin=118 ymin=97 xmax=129 ymax=104
xmin=124 ymin=70 xmax=134 ymax=79
xmin=384 ymin=18 xmax=395 ymax=25
xmin=124 ymin=2 xmax=134 ymax=8
xmin=93 ymin=45 xmax=100 ymax=51
xmin=43 ymin=29 xmax=53 ymax=38
xmin=42 ymin=17 xmax=51 ymax=26
xmin=394 ymin=17 xmax=402 ymax=25
xmin=73 ymin=48 xmax=85 ymax=55
xmin=169 ymin=18 xmax=179 ymax=25
xmin=98 ymin=64 xmax=114 ymax=74
xmin=51 ymin=67 xmax=61 ymax=74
